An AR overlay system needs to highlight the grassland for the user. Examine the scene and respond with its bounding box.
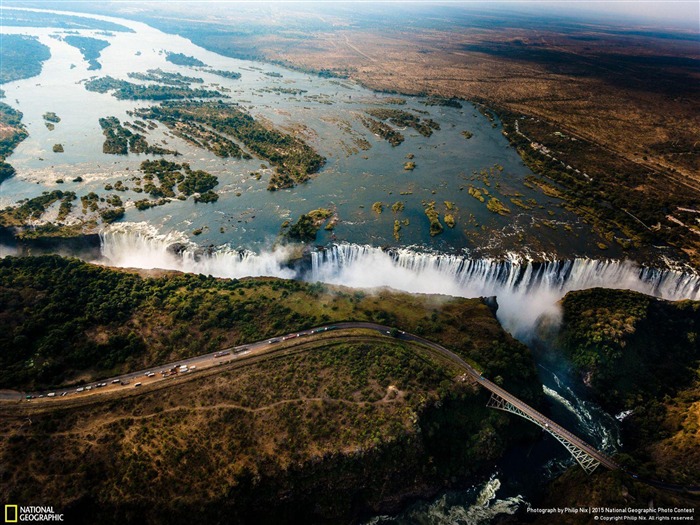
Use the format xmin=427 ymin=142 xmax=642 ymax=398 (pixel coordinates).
xmin=0 ymin=254 xmax=543 ymax=522
xmin=0 ymin=334 xmax=538 ymax=523
xmin=0 ymin=256 xmax=539 ymax=400
xmin=125 ymin=5 xmax=700 ymax=264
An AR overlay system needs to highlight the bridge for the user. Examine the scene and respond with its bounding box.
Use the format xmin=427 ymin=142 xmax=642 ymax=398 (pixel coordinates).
xmin=376 ymin=322 xmax=619 ymax=475
xmin=7 ymin=321 xmax=617 ymax=475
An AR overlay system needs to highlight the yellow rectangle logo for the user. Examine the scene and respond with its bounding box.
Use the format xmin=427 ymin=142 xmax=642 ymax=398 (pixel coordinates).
xmin=5 ymin=504 xmax=18 ymax=523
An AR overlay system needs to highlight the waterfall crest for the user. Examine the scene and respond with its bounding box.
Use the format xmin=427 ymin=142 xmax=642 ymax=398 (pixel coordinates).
xmin=99 ymin=229 xmax=700 ymax=335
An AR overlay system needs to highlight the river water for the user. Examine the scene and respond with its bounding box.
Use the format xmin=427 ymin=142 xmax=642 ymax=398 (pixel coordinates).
xmin=0 ymin=6 xmax=694 ymax=523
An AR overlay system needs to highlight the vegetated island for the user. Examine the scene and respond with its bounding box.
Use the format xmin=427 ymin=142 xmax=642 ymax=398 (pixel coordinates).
xmin=128 ymin=68 xmax=204 ymax=86
xmin=359 ymin=115 xmax=404 ymax=146
xmin=366 ymin=108 xmax=440 ymax=137
xmin=0 ymin=34 xmax=51 ymax=83
xmin=136 ymin=100 xmax=325 ymax=189
xmin=533 ymin=288 xmax=699 ymax=522
xmin=63 ymin=35 xmax=110 ymax=70
xmin=0 ymin=255 xmax=542 ymax=524
xmin=0 ymin=159 xmax=220 ymax=241
xmin=0 ymin=103 xmax=29 ymax=184
xmin=165 ymin=51 xmax=206 ymax=67
xmin=282 ymin=208 xmax=333 ymax=242
xmin=84 ymin=76 xmax=224 ymax=100
xmin=99 ymin=116 xmax=179 ymax=155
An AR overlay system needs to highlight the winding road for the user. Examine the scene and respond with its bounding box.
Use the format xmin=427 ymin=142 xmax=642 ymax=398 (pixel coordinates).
xmin=6 ymin=321 xmax=697 ymax=492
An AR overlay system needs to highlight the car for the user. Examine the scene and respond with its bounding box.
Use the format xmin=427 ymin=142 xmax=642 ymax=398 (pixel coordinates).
xmin=189 ymin=366 xmax=196 ymax=370
xmin=147 ymin=373 xmax=155 ymax=377
xmin=85 ymin=386 xmax=92 ymax=391
xmin=134 ymin=382 xmax=142 ymax=387
xmin=112 ymin=379 xmax=120 ymax=384
xmin=25 ymin=395 xmax=34 ymax=400
xmin=144 ymin=372 xmax=152 ymax=376
xmin=61 ymin=392 xmax=67 ymax=397
xmin=76 ymin=387 xmax=85 ymax=392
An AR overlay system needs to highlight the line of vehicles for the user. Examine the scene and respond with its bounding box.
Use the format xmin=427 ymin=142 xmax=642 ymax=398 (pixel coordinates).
xmin=24 ymin=326 xmax=342 ymax=401
xmin=269 ymin=326 xmax=338 ymax=344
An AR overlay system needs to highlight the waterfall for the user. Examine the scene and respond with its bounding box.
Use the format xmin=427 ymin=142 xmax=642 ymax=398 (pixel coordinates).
xmin=310 ymin=243 xmax=700 ymax=335
xmin=99 ymin=228 xmax=700 ymax=336
xmin=99 ymin=223 xmax=296 ymax=279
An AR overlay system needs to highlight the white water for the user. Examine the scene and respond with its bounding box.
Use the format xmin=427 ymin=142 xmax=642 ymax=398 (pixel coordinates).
xmin=99 ymin=230 xmax=700 ymax=337
xmin=366 ymin=475 xmax=524 ymax=525
xmin=310 ymin=244 xmax=700 ymax=337
xmin=100 ymin=223 xmax=296 ymax=279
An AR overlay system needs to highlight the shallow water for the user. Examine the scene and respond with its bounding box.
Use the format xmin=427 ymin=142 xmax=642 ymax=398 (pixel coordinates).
xmin=1 ymin=6 xmax=620 ymax=259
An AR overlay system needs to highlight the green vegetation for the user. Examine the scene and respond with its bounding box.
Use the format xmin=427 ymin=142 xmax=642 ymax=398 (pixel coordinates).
xmin=1 ymin=10 xmax=133 ymax=33
xmin=204 ymin=68 xmax=241 ymax=80
xmin=423 ymin=201 xmax=443 ymax=236
xmin=165 ymin=51 xmax=206 ymax=67
xmin=0 ymin=332 xmax=538 ymax=523
xmin=137 ymin=159 xmax=219 ymax=203
xmin=558 ymin=288 xmax=699 ymax=412
xmin=99 ymin=207 xmax=125 ymax=223
xmin=63 ymin=36 xmax=109 ymax=70
xmin=260 ymin=87 xmax=308 ymax=96
xmin=403 ymin=161 xmax=416 ymax=171
xmin=178 ymin=168 xmax=218 ymax=196
xmin=372 ymin=202 xmax=383 ymax=214
xmin=0 ymin=191 xmax=75 ymax=226
xmin=496 ymin=107 xmax=698 ymax=260
xmin=423 ymin=97 xmax=462 ymax=108
xmin=0 ymin=35 xmax=50 ymax=83
xmin=98 ymin=116 xmax=178 ymax=155
xmin=393 ymin=219 xmax=402 ymax=240
xmin=136 ymin=101 xmax=325 ymax=190
xmin=43 ymin=112 xmax=61 ymax=123
xmin=365 ymin=108 xmax=440 ymax=137
xmin=0 ymin=103 xmax=28 ymax=184
xmin=486 ymin=197 xmax=510 ymax=215
xmin=360 ymin=116 xmax=404 ymax=147
xmin=128 ymin=68 xmax=204 ymax=86
xmin=0 ymin=254 xmax=543 ymax=522
xmin=535 ymin=288 xmax=700 ymax=507
xmin=52 ymin=144 xmax=64 ymax=153
xmin=194 ymin=191 xmax=219 ymax=203
xmin=85 ymin=77 xmax=223 ymax=100
xmin=285 ymin=208 xmax=333 ymax=242
xmin=391 ymin=201 xmax=404 ymax=213
xmin=444 ymin=214 xmax=456 ymax=228
xmin=0 ymin=256 xmax=539 ymax=397
xmin=468 ymin=186 xmax=485 ymax=203
xmin=461 ymin=130 xmax=473 ymax=139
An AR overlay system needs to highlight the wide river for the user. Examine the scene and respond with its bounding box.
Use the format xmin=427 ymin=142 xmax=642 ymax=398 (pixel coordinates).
xmin=0 ymin=6 xmax=696 ymax=524
xmin=1 ymin=5 xmax=621 ymax=260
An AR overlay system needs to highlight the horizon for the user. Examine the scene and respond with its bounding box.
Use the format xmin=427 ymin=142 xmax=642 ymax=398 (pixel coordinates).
xmin=3 ymin=0 xmax=699 ymax=31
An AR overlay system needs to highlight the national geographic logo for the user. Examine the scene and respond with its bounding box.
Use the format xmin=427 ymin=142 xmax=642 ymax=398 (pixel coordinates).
xmin=4 ymin=505 xmax=64 ymax=522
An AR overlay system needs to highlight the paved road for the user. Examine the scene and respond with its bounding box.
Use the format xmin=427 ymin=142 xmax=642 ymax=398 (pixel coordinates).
xmin=8 ymin=321 xmax=700 ymax=492
xmin=2 ymin=321 xmax=619 ymax=474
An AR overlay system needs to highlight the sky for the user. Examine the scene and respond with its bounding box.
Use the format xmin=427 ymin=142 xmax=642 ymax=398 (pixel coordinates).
xmin=6 ymin=1 xmax=700 ymax=30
